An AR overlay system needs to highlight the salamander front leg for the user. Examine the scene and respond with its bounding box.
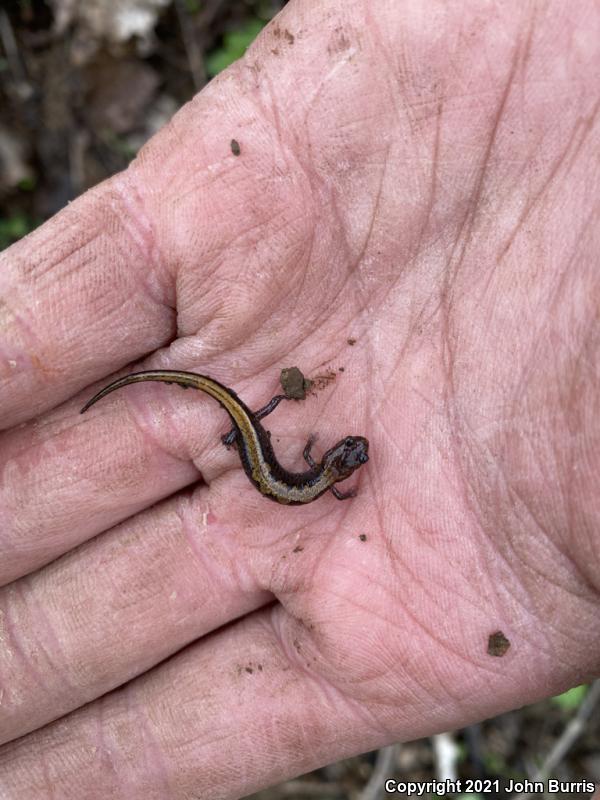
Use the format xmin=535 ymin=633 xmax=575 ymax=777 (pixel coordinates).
xmin=302 ymin=434 xmax=318 ymax=468
xmin=303 ymin=435 xmax=356 ymax=500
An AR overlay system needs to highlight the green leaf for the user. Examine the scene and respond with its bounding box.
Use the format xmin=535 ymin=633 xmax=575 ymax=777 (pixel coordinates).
xmin=184 ymin=0 xmax=201 ymax=13
xmin=551 ymin=684 xmax=587 ymax=711
xmin=483 ymin=752 xmax=506 ymax=774
xmin=18 ymin=175 xmax=36 ymax=191
xmin=206 ymin=17 xmax=266 ymax=77
xmin=0 ymin=214 xmax=38 ymax=250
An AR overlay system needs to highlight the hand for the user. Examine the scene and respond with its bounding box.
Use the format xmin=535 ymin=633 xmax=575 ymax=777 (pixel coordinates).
xmin=1 ymin=1 xmax=599 ymax=797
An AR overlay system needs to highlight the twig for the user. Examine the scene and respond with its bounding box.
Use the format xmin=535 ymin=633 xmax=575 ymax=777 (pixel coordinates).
xmin=196 ymin=0 xmax=230 ymax=33
xmin=0 ymin=8 xmax=33 ymax=100
xmin=173 ymin=0 xmax=206 ymax=90
xmin=358 ymin=744 xmax=400 ymax=800
xmin=277 ymin=778 xmax=346 ymax=797
xmin=433 ymin=732 xmax=460 ymax=782
xmin=515 ymin=680 xmax=600 ymax=800
xmin=464 ymin=723 xmax=485 ymax=777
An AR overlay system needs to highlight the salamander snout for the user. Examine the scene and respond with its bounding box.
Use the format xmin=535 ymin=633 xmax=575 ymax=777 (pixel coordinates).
xmin=323 ymin=435 xmax=369 ymax=480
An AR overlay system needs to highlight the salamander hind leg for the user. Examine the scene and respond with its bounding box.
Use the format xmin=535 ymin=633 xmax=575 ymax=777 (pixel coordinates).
xmin=221 ymin=429 xmax=238 ymax=448
xmin=222 ymin=394 xmax=288 ymax=448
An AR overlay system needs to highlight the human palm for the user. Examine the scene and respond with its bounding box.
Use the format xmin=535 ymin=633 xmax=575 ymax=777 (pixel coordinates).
xmin=1 ymin=1 xmax=599 ymax=797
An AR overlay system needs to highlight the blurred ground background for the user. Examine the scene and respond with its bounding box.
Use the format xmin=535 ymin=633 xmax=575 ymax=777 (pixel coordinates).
xmin=0 ymin=2 xmax=598 ymax=798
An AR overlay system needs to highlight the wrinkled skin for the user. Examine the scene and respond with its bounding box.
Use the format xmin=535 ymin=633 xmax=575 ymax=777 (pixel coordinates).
xmin=0 ymin=1 xmax=599 ymax=798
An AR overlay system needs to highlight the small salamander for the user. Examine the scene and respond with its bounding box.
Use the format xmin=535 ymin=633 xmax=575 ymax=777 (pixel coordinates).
xmin=80 ymin=370 xmax=369 ymax=505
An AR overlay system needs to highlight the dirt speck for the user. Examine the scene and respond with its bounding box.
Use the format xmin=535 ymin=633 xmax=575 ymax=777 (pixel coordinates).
xmin=487 ymin=630 xmax=510 ymax=657
xmin=280 ymin=366 xmax=311 ymax=399
xmin=328 ymin=26 xmax=351 ymax=54
xmin=310 ymin=370 xmax=337 ymax=392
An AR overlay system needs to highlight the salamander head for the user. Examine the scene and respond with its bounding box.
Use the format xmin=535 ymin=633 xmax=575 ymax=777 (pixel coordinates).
xmin=322 ymin=436 xmax=369 ymax=482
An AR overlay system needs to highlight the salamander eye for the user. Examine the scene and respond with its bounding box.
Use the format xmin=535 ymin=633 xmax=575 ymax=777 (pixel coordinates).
xmin=344 ymin=437 xmax=355 ymax=447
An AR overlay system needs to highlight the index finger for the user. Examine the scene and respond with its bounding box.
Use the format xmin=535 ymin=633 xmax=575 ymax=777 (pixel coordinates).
xmin=0 ymin=175 xmax=175 ymax=429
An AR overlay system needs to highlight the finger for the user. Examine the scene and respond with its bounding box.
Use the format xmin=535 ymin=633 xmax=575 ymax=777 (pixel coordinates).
xmin=0 ymin=179 xmax=176 ymax=430
xmin=0 ymin=400 xmax=373 ymax=747
xmin=0 ymin=607 xmax=391 ymax=800
xmin=0 ymin=487 xmax=275 ymax=745
xmin=0 ymin=361 xmax=357 ymax=584
xmin=0 ymin=374 xmax=202 ymax=585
